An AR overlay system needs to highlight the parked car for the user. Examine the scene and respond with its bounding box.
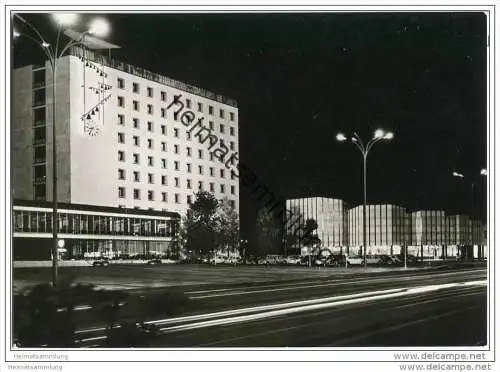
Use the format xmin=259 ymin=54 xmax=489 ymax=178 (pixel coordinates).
xmin=361 ymin=255 xmax=381 ymax=265
xmin=330 ymin=254 xmax=349 ymax=267
xmin=92 ymin=258 xmax=109 ymax=267
xmin=346 ymin=256 xmax=363 ymax=265
xmin=147 ymin=258 xmax=162 ymax=265
xmin=285 ymin=255 xmax=302 ymax=265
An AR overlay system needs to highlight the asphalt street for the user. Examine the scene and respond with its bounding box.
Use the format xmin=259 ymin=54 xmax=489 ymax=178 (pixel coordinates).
xmin=71 ymin=265 xmax=487 ymax=347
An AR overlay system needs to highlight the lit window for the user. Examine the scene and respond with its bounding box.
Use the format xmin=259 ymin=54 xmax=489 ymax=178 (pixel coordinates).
xmin=118 ymin=187 xmax=126 ymax=198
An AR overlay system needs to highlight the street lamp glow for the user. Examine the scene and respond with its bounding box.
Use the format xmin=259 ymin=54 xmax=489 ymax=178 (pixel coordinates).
xmin=13 ymin=29 xmax=20 ymax=38
xmin=384 ymin=132 xmax=394 ymax=140
xmin=480 ymin=169 xmax=487 ymax=176
xmin=52 ymin=13 xmax=79 ymax=27
xmin=336 ymin=133 xmax=347 ymax=141
xmin=41 ymin=41 xmax=50 ymax=48
xmin=374 ymin=129 xmax=385 ymax=139
xmin=452 ymin=171 xmax=465 ymax=178
xmin=88 ymin=18 xmax=110 ymax=37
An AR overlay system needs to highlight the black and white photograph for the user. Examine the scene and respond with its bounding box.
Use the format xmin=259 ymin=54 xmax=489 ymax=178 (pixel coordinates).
xmin=1 ymin=2 xmax=497 ymax=371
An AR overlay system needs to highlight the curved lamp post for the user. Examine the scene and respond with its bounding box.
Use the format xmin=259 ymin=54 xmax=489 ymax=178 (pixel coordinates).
xmin=452 ymin=168 xmax=487 ymax=260
xmin=13 ymin=13 xmax=111 ymax=287
xmin=336 ymin=129 xmax=394 ymax=269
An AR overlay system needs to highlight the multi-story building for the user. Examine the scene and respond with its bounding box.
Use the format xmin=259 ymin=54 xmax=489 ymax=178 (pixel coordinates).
xmin=284 ymin=197 xmax=348 ymax=253
xmin=12 ymin=47 xmax=239 ymax=218
xmin=348 ymin=204 xmax=410 ymax=256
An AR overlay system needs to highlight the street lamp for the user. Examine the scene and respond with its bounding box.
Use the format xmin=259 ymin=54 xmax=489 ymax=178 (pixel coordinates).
xmin=337 ymin=129 xmax=394 ymax=269
xmin=452 ymin=169 xmax=487 ymax=260
xmin=13 ymin=13 xmax=111 ymax=287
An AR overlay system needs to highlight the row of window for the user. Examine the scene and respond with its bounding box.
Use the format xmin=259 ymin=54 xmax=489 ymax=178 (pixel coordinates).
xmin=117 ymin=187 xmax=236 ymax=206
xmin=116 ymin=151 xmax=237 ymax=177
xmin=117 ymin=168 xmax=238 ymax=186
xmin=117 ymin=132 xmax=236 ymax=151
xmin=14 ymin=210 xmax=177 ymax=237
xmin=117 ymin=114 xmax=236 ymax=137
xmin=116 ymin=79 xmax=235 ymax=121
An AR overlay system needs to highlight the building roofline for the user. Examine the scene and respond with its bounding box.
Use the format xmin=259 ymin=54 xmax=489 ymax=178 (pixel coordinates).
xmin=13 ymin=199 xmax=181 ymax=219
xmin=68 ymin=46 xmax=238 ymax=108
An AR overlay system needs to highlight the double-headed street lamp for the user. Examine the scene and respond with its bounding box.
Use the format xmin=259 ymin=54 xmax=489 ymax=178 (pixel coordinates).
xmin=13 ymin=13 xmax=111 ymax=287
xmin=336 ymin=129 xmax=394 ymax=269
xmin=452 ymin=168 xmax=487 ymax=259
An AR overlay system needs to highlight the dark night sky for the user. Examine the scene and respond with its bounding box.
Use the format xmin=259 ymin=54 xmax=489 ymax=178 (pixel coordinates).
xmin=13 ymin=12 xmax=488 ymax=237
